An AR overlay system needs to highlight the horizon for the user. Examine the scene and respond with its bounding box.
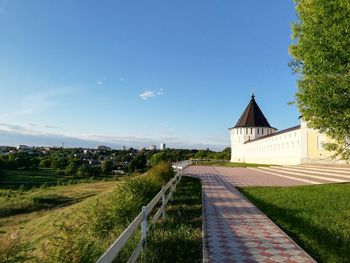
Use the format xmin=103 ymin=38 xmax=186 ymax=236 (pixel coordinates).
xmin=0 ymin=1 xmax=300 ymax=151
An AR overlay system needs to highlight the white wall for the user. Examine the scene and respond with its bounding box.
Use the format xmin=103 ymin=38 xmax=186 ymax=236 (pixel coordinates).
xmin=230 ymin=127 xmax=277 ymax=163
xmin=230 ymin=127 xmax=302 ymax=165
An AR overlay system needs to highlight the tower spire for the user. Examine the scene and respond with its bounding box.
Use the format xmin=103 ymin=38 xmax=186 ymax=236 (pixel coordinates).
xmin=234 ymin=94 xmax=271 ymax=128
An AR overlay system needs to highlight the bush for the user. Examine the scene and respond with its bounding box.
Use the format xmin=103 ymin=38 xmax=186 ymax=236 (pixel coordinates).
xmin=147 ymin=161 xmax=175 ymax=184
xmin=44 ymin=224 xmax=103 ymax=263
xmin=43 ymin=162 xmax=176 ymax=262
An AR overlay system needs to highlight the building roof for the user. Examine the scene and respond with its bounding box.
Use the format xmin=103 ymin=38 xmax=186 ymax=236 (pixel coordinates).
xmin=244 ymin=125 xmax=301 ymax=144
xmin=234 ymin=94 xmax=272 ymax=128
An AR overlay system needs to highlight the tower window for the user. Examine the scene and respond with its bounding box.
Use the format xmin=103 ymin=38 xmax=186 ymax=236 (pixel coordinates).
xmin=262 ymin=129 xmax=264 ymax=135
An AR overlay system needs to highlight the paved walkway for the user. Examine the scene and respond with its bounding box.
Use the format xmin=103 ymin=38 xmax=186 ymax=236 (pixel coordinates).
xmin=184 ymin=166 xmax=316 ymax=263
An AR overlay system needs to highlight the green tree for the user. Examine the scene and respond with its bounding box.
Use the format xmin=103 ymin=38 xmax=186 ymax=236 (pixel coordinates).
xmin=77 ymin=165 xmax=91 ymax=177
xmin=101 ymin=160 xmax=113 ymax=175
xmin=39 ymin=158 xmax=51 ymax=168
xmin=289 ymin=0 xmax=350 ymax=160
xmin=215 ymin=147 xmax=231 ymax=160
xmin=65 ymin=160 xmax=80 ymax=175
xmin=128 ymin=154 xmax=147 ymax=173
xmin=149 ymin=152 xmax=167 ymax=166
xmin=51 ymin=158 xmax=67 ymax=170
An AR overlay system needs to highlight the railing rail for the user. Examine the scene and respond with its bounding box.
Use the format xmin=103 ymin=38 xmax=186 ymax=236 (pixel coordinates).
xmin=189 ymin=158 xmax=230 ymax=165
xmin=96 ymin=161 xmax=190 ymax=263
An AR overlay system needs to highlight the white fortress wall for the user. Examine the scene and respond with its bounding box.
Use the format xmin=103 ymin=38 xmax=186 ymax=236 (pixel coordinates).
xmin=243 ymin=128 xmax=302 ymax=165
xmin=230 ymin=126 xmax=278 ymax=163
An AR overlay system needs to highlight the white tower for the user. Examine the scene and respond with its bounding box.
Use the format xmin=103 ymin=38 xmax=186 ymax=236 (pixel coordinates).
xmin=160 ymin=143 xmax=166 ymax=150
xmin=229 ymin=94 xmax=277 ymax=162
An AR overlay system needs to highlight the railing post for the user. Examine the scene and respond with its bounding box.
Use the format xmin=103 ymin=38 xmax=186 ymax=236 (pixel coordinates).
xmin=141 ymin=206 xmax=147 ymax=242
xmin=161 ymin=186 xmax=166 ymax=219
xmin=170 ymin=178 xmax=174 ymax=202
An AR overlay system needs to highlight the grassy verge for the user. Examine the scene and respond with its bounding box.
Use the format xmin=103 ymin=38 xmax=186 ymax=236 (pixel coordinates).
xmin=239 ymin=183 xmax=350 ymax=263
xmin=0 ymin=181 xmax=117 ymax=259
xmin=141 ymin=176 xmax=202 ymax=263
xmin=0 ymin=168 xmax=116 ymax=188
xmin=194 ymin=161 xmax=271 ymax=167
xmin=0 ymin=181 xmax=118 ymax=218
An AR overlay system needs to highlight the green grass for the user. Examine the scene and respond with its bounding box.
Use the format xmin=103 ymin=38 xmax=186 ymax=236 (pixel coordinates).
xmin=239 ymin=183 xmax=350 ymax=263
xmin=0 ymin=181 xmax=117 ymax=259
xmin=195 ymin=161 xmax=271 ymax=167
xmin=141 ymin=176 xmax=202 ymax=263
xmin=0 ymin=168 xmax=110 ymax=188
xmin=0 ymin=181 xmax=118 ymax=218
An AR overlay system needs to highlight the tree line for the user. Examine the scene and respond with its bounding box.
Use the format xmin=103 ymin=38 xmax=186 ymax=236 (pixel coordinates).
xmin=0 ymin=147 xmax=231 ymax=177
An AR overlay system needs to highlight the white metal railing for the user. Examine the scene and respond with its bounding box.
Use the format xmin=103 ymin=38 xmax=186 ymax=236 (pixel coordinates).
xmin=189 ymin=158 xmax=230 ymax=165
xmin=172 ymin=160 xmax=190 ymax=170
xmin=96 ymin=163 xmax=189 ymax=263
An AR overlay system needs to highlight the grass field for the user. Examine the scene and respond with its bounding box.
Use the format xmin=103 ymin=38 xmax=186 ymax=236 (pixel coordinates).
xmin=0 ymin=168 xmax=111 ymax=188
xmin=141 ymin=176 xmax=202 ymax=262
xmin=239 ymin=183 xmax=350 ymax=263
xmin=194 ymin=160 xmax=271 ymax=168
xmin=0 ymin=180 xmax=118 ymax=259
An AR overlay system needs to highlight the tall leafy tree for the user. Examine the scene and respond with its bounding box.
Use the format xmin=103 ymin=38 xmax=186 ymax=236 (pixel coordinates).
xmin=289 ymin=0 xmax=350 ymax=160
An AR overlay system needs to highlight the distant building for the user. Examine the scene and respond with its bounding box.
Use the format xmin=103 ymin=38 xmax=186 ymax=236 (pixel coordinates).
xmin=121 ymin=146 xmax=127 ymax=151
xmin=89 ymin=159 xmax=99 ymax=165
xmin=16 ymin=145 xmax=31 ymax=151
xmin=160 ymin=143 xmax=166 ymax=150
xmin=40 ymin=147 xmax=51 ymax=154
xmin=149 ymin=145 xmax=157 ymax=150
xmin=112 ymin=169 xmax=125 ymax=175
xmin=95 ymin=145 xmax=111 ymax=151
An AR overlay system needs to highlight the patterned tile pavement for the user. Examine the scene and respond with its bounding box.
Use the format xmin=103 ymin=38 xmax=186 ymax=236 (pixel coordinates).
xmin=184 ymin=166 xmax=316 ymax=263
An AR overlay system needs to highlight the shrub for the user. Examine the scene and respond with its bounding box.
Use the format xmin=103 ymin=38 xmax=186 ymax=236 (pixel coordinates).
xmin=147 ymin=161 xmax=175 ymax=184
xmin=44 ymin=223 xmax=103 ymax=263
xmin=43 ymin=162 xmax=177 ymax=262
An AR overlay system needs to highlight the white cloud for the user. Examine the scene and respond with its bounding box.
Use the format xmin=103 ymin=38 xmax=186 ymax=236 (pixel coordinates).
xmin=120 ymin=78 xmax=124 ymax=82
xmin=139 ymin=90 xmax=156 ymax=100
xmin=0 ymin=122 xmax=227 ymax=150
xmin=97 ymin=81 xmax=103 ymax=86
xmin=157 ymin=88 xmax=164 ymax=95
xmin=139 ymin=89 xmax=164 ymax=100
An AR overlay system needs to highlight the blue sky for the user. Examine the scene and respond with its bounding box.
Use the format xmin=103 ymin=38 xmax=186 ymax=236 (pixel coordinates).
xmin=0 ymin=1 xmax=300 ymax=150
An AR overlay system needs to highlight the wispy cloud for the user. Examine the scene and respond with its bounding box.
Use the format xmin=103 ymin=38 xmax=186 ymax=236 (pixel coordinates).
xmin=0 ymin=87 xmax=78 ymax=119
xmin=97 ymin=81 xmax=103 ymax=86
xmin=44 ymin=124 xmax=61 ymax=129
xmin=139 ymin=89 xmax=164 ymax=100
xmin=27 ymin=122 xmax=39 ymax=127
xmin=26 ymin=122 xmax=60 ymax=129
xmin=0 ymin=122 xmax=227 ymax=150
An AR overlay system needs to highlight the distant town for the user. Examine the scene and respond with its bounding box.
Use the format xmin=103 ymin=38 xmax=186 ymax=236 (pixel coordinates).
xmin=0 ymin=143 xmax=230 ymax=182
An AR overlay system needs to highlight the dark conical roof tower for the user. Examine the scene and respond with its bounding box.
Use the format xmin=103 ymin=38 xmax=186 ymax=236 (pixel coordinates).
xmin=234 ymin=94 xmax=271 ymax=128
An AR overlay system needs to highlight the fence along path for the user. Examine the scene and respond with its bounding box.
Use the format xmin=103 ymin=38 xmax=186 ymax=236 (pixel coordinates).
xmin=96 ymin=162 xmax=189 ymax=263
